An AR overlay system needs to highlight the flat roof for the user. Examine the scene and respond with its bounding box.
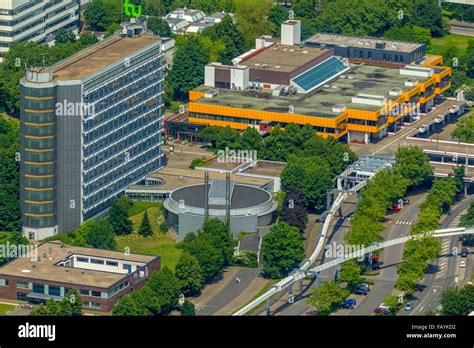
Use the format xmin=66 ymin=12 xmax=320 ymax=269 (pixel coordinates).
xmin=39 ymin=33 xmax=159 ymax=81
xmin=241 ymin=43 xmax=331 ymax=73
xmin=241 ymin=160 xmax=287 ymax=178
xmin=307 ymin=33 xmax=424 ymax=53
xmin=0 ymin=242 xmax=157 ymax=288
xmin=127 ymin=166 xmax=272 ymax=192
xmin=170 ymin=182 xmax=270 ymax=209
xmin=193 ymin=63 xmax=429 ymax=117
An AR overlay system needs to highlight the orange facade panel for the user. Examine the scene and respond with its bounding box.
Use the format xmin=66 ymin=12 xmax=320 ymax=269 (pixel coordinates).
xmin=435 ymin=82 xmax=451 ymax=95
xmin=189 ymin=103 xmax=345 ymax=128
xmin=346 ymin=123 xmax=386 ymax=133
xmin=346 ymin=109 xmax=380 ymax=121
xmin=419 ymin=77 xmax=435 ymax=92
xmin=189 ymin=117 xmax=250 ymax=130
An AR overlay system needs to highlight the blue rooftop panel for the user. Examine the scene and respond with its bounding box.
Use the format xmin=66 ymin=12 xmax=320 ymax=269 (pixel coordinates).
xmin=291 ymin=57 xmax=349 ymax=93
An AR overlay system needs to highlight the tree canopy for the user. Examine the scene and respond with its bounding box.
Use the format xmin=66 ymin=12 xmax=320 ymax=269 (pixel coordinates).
xmin=261 ymin=222 xmax=305 ymax=279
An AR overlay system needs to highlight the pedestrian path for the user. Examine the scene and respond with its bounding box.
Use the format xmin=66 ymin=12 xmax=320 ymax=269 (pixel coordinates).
xmin=389 ymin=220 xmax=415 ymax=225
xmin=435 ymin=238 xmax=451 ymax=280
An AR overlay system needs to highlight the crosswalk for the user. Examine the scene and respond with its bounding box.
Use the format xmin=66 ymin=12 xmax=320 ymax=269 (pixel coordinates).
xmin=390 ymin=220 xmax=415 ymax=225
xmin=435 ymin=238 xmax=452 ymax=280
xmin=448 ymin=213 xmax=463 ymax=228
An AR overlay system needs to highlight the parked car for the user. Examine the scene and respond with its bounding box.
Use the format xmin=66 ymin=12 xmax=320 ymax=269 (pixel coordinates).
xmin=460 ymin=260 xmax=466 ymax=268
xmin=340 ymin=299 xmax=357 ymax=309
xmin=404 ymin=302 xmax=413 ymax=311
xmin=391 ymin=204 xmax=401 ymax=211
xmin=373 ymin=307 xmax=389 ymax=315
xmin=402 ymin=197 xmax=410 ymax=205
xmin=353 ymin=287 xmax=368 ymax=296
xmin=379 ymin=303 xmax=391 ymax=311
xmin=461 ymin=247 xmax=469 ymax=257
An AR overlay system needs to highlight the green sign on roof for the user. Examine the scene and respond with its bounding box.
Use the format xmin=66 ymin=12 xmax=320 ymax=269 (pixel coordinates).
xmin=124 ymin=0 xmax=142 ymax=18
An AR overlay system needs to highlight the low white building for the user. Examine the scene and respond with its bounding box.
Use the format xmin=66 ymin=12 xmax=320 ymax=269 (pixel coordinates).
xmin=164 ymin=8 xmax=230 ymax=34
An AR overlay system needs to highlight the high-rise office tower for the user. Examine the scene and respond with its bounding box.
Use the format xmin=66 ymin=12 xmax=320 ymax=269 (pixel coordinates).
xmin=20 ymin=23 xmax=164 ymax=240
xmin=0 ymin=0 xmax=81 ymax=62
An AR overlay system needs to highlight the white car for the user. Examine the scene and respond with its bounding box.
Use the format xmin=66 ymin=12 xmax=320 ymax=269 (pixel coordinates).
xmin=379 ymin=303 xmax=391 ymax=311
xmin=460 ymin=260 xmax=466 ymax=268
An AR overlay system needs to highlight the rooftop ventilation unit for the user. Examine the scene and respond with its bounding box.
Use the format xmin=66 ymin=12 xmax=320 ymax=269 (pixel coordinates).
xmin=375 ymin=42 xmax=386 ymax=49
xmin=389 ymin=87 xmax=403 ymax=97
xmin=352 ymin=93 xmax=387 ymax=107
xmin=400 ymin=65 xmax=433 ymax=78
xmin=204 ymin=89 xmax=219 ymax=98
xmin=332 ymin=104 xmax=346 ymax=113
xmin=405 ymin=78 xmax=419 ymax=87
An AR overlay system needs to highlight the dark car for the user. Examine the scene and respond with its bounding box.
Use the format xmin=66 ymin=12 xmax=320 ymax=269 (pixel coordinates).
xmin=402 ymin=197 xmax=410 ymax=205
xmin=461 ymin=247 xmax=469 ymax=257
xmin=353 ymin=287 xmax=368 ymax=296
xmin=373 ymin=307 xmax=389 ymax=315
xmin=340 ymin=299 xmax=357 ymax=309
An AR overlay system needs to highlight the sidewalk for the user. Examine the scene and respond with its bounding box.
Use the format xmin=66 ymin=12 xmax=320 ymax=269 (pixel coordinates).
xmin=214 ymin=276 xmax=268 ymax=315
xmin=190 ymin=267 xmax=240 ymax=311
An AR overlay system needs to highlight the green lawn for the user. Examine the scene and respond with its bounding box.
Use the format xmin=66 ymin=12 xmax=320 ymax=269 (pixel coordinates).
xmin=127 ymin=201 xmax=162 ymax=217
xmin=116 ymin=203 xmax=183 ymax=271
xmin=430 ymin=34 xmax=473 ymax=56
xmin=0 ymin=303 xmax=15 ymax=315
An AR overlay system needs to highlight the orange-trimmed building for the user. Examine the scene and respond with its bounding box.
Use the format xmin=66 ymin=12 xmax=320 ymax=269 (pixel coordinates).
xmin=182 ymin=22 xmax=452 ymax=144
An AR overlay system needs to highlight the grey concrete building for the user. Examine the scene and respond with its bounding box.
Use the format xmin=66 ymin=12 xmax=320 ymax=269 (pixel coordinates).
xmin=163 ymin=180 xmax=277 ymax=240
xmin=20 ymin=24 xmax=164 ymax=240
xmin=306 ymin=33 xmax=426 ymax=64
xmin=0 ymin=0 xmax=81 ymax=62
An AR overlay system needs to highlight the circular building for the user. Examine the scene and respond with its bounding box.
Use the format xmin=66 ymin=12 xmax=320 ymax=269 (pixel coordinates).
xmin=163 ymin=180 xmax=277 ymax=240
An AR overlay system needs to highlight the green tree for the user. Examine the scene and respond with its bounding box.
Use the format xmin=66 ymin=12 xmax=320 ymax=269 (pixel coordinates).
xmin=82 ymin=219 xmax=117 ymax=250
xmin=108 ymin=197 xmax=133 ymax=236
xmin=440 ymin=285 xmax=474 ymax=316
xmin=200 ymin=218 xmax=234 ymax=265
xmin=307 ymin=280 xmax=349 ymax=315
xmin=175 ymin=253 xmax=203 ymax=296
xmin=0 ymin=117 xmax=20 ymax=232
xmin=233 ymin=0 xmax=274 ymax=47
xmin=139 ymin=211 xmax=153 ymax=237
xmin=394 ymin=146 xmax=433 ymax=187
xmin=453 ymin=165 xmax=466 ymax=194
xmin=61 ymin=289 xmax=83 ymax=316
xmin=268 ymin=4 xmax=289 ymax=37
xmin=113 ymin=292 xmax=151 ymax=316
xmin=203 ymin=15 xmax=246 ymax=65
xmin=452 ymin=113 xmax=474 ymax=143
xmin=338 ymin=260 xmax=362 ymax=289
xmin=261 ymin=222 xmax=305 ymax=279
xmin=147 ymin=16 xmax=173 ymax=37
xmin=145 ymin=267 xmax=181 ymax=315
xmin=281 ymin=155 xmax=333 ymax=210
xmin=85 ymin=0 xmax=109 ymax=31
xmin=166 ymin=35 xmax=210 ymax=100
xmin=180 ymin=299 xmax=196 ymax=316
xmin=384 ymin=25 xmax=432 ymax=50
xmin=31 ymin=299 xmax=63 ymax=316
xmin=105 ymin=23 xmax=121 ymax=38
xmin=54 ymin=29 xmax=77 ymax=44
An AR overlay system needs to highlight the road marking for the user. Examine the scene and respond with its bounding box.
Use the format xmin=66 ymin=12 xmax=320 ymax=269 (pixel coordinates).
xmin=394 ymin=220 xmax=414 ymax=225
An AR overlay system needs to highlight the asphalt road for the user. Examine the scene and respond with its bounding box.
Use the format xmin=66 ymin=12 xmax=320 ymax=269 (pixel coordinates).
xmin=273 ymin=199 xmax=357 ymax=315
xmin=400 ymin=195 xmax=474 ymax=316
xmin=349 ymin=193 xmax=426 ymax=315
xmin=197 ymin=268 xmax=260 ymax=315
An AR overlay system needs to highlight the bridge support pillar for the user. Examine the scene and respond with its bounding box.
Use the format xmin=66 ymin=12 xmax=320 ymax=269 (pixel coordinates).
xmin=288 ymin=284 xmax=294 ymax=304
xmin=300 ymin=279 xmax=304 ymax=293
xmin=266 ymin=298 xmax=270 ymax=316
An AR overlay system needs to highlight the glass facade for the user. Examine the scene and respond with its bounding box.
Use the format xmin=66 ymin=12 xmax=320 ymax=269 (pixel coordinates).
xmin=81 ymin=46 xmax=164 ymax=219
xmin=20 ymin=85 xmax=57 ymax=229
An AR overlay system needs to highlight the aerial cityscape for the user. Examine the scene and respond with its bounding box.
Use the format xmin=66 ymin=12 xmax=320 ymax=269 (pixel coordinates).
xmin=0 ymin=0 xmax=473 ymax=345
